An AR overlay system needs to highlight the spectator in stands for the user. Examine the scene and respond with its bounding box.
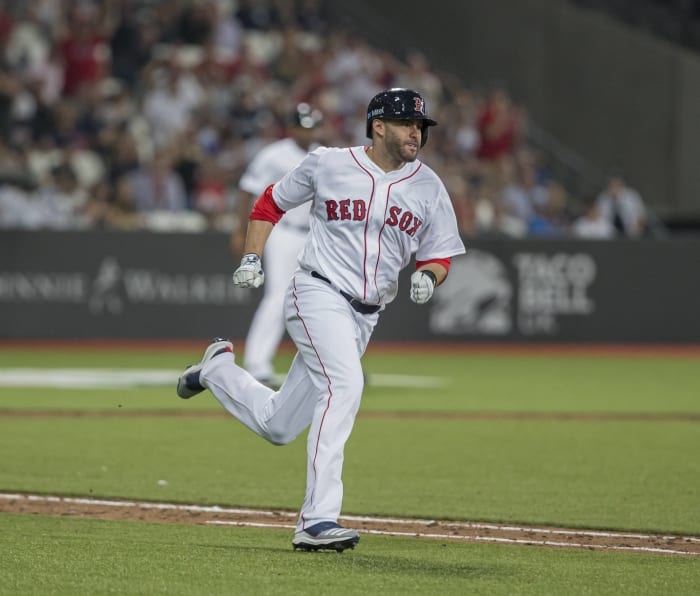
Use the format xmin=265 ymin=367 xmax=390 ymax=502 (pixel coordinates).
xmin=192 ymin=154 xmax=231 ymax=228
xmin=124 ymin=148 xmax=187 ymax=213
xmin=596 ymin=168 xmax=647 ymax=238
xmin=102 ymin=125 xmax=141 ymax=184
xmin=295 ymin=0 xmax=329 ymax=33
xmin=176 ymin=0 xmax=213 ymax=46
xmin=207 ymin=1 xmax=245 ymax=57
xmin=0 ymin=140 xmax=39 ymax=228
xmin=33 ymin=161 xmax=85 ymax=228
xmin=141 ymin=49 xmax=205 ymax=149
xmin=270 ymin=25 xmax=309 ymax=86
xmin=0 ymin=183 xmax=39 ymax=229
xmin=4 ymin=4 xmax=52 ymax=77
xmin=109 ymin=6 xmax=159 ymax=88
xmin=58 ymin=3 xmax=109 ymax=97
xmin=103 ymin=175 xmax=144 ymax=231
xmin=467 ymin=180 xmax=524 ymax=237
xmin=235 ymin=0 xmax=285 ymax=31
xmin=443 ymin=173 xmax=478 ymax=237
xmin=24 ymin=41 xmax=65 ymax=108
xmin=497 ymin=154 xmax=547 ymax=227
xmin=450 ymin=87 xmax=480 ymax=160
xmin=48 ymin=98 xmax=83 ymax=147
xmin=571 ymin=193 xmax=615 ymax=239
xmin=0 ymin=156 xmax=83 ymax=230
xmin=527 ymin=180 xmax=570 ymax=237
xmin=476 ymin=86 xmax=524 ymax=163
xmin=0 ymin=58 xmax=22 ymax=144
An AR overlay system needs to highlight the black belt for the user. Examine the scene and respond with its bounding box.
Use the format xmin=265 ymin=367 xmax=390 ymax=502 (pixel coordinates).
xmin=311 ymin=271 xmax=381 ymax=315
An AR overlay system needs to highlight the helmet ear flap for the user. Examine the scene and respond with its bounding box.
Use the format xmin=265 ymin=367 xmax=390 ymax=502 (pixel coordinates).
xmin=421 ymin=123 xmax=430 ymax=148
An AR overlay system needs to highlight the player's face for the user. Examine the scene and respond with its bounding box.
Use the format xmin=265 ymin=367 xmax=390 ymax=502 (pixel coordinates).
xmin=383 ymin=120 xmax=422 ymax=162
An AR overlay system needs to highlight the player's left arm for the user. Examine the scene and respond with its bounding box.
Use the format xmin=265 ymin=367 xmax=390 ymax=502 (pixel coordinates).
xmin=416 ymin=258 xmax=451 ymax=286
xmin=410 ymin=181 xmax=466 ymax=304
xmin=410 ymin=258 xmax=451 ymax=304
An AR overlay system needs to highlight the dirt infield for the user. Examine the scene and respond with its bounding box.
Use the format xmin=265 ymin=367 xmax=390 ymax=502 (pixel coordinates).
xmin=1 ymin=493 xmax=699 ymax=556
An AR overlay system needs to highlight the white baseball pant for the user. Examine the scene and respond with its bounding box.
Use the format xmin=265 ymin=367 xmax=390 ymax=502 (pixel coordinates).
xmin=200 ymin=270 xmax=378 ymax=530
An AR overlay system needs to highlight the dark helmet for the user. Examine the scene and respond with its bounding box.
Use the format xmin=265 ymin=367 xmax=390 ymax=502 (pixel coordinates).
xmin=290 ymin=102 xmax=322 ymax=129
xmin=366 ymin=88 xmax=437 ymax=147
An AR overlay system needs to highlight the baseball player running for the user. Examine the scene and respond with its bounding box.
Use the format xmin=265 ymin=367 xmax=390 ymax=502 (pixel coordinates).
xmin=177 ymin=88 xmax=466 ymax=552
xmin=231 ymin=104 xmax=322 ymax=387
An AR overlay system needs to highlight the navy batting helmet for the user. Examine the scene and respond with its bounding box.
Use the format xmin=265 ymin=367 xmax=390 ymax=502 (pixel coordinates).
xmin=290 ymin=103 xmax=322 ymax=129
xmin=366 ymin=88 xmax=437 ymax=147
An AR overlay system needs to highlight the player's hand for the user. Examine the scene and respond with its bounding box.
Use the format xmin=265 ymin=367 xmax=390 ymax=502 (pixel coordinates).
xmin=409 ymin=270 xmax=436 ymax=304
xmin=232 ymin=253 xmax=265 ymax=288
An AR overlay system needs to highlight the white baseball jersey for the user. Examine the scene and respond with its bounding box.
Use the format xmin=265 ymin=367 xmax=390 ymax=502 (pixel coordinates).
xmin=273 ymin=146 xmax=466 ymax=304
xmin=240 ymin=137 xmax=312 ymax=230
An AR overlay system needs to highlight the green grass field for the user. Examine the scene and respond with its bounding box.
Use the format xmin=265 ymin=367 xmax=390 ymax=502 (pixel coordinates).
xmin=1 ymin=344 xmax=699 ymax=595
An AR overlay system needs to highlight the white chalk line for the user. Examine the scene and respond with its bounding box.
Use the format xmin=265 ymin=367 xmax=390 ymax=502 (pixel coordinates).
xmin=207 ymin=521 xmax=696 ymax=556
xmin=341 ymin=513 xmax=700 ymax=543
xmin=0 ymin=493 xmax=297 ymax=517
xmin=2 ymin=493 xmax=698 ymax=556
xmin=0 ymin=369 xmax=445 ymax=389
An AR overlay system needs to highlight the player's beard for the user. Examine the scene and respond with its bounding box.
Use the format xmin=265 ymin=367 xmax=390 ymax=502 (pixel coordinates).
xmin=384 ymin=128 xmax=420 ymax=164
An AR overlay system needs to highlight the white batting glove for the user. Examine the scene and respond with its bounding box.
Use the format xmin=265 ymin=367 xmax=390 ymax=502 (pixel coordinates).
xmin=232 ymin=253 xmax=265 ymax=288
xmin=410 ymin=270 xmax=436 ymax=304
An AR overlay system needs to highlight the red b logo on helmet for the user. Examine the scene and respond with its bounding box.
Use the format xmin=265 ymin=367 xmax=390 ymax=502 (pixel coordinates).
xmin=414 ymin=97 xmax=425 ymax=114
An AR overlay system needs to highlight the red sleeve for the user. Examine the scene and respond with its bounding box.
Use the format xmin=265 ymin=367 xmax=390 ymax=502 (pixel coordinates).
xmin=416 ymin=257 xmax=452 ymax=273
xmin=249 ymin=184 xmax=286 ymax=224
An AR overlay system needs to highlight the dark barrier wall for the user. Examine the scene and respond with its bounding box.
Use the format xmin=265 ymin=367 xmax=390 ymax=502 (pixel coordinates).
xmin=2 ymin=231 xmax=699 ymax=343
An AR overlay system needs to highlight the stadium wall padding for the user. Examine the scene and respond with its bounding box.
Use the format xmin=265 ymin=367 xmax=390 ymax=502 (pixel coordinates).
xmin=2 ymin=231 xmax=698 ymax=343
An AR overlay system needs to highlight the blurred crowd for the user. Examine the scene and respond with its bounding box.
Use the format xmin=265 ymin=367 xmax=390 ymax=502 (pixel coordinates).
xmin=0 ymin=0 xmax=650 ymax=239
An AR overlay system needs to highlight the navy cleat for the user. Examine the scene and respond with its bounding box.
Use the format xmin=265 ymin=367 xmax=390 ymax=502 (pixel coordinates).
xmin=176 ymin=338 xmax=233 ymax=399
xmin=292 ymin=522 xmax=360 ymax=552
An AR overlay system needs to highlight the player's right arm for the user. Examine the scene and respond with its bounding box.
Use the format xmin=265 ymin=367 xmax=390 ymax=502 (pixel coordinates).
xmin=230 ymin=190 xmax=255 ymax=258
xmin=232 ymin=184 xmax=286 ymax=288
xmin=241 ymin=219 xmax=274 ymax=260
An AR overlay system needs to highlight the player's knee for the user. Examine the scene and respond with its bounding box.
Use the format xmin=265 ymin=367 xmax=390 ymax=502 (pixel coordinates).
xmin=264 ymin=425 xmax=298 ymax=446
xmin=334 ymin=369 xmax=364 ymax=398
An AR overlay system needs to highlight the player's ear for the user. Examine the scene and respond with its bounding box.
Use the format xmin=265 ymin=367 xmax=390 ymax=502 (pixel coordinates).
xmin=371 ymin=119 xmax=384 ymax=141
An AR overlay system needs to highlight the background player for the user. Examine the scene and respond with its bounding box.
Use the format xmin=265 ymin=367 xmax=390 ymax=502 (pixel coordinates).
xmin=177 ymin=88 xmax=466 ymax=552
xmin=231 ymin=104 xmax=322 ymax=387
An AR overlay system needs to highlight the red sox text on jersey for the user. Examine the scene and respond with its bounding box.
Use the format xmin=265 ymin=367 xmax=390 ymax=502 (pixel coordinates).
xmin=324 ymin=199 xmax=422 ymax=237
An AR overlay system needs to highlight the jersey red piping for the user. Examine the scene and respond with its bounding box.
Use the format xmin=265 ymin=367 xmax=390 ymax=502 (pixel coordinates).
xmin=375 ymin=164 xmax=423 ymax=300
xmin=349 ymin=147 xmax=375 ymax=301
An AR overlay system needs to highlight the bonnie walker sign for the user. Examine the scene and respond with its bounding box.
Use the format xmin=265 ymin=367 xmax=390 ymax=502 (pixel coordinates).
xmin=0 ymin=230 xmax=256 ymax=339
